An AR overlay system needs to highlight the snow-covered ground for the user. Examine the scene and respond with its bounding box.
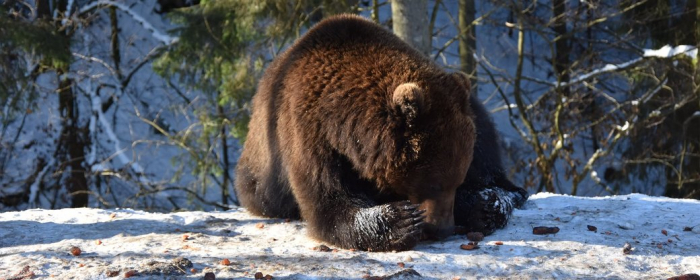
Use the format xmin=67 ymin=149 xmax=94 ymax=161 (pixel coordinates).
xmin=1 ymin=193 xmax=699 ymax=279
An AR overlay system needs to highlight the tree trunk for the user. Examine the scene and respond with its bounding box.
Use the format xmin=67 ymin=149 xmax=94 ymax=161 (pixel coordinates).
xmin=663 ymin=0 xmax=700 ymax=199
xmin=110 ymin=6 xmax=123 ymax=81
xmin=217 ymin=104 xmax=232 ymax=208
xmin=391 ymin=0 xmax=430 ymax=56
xmin=552 ymin=0 xmax=570 ymax=94
xmin=36 ymin=0 xmax=51 ymax=19
xmin=697 ymin=0 xmax=700 ymax=44
xmin=371 ymin=0 xmax=380 ymax=23
xmin=49 ymin=0 xmax=89 ymax=207
xmin=458 ymin=0 xmax=477 ymax=94
xmin=56 ymin=70 xmax=89 ymax=208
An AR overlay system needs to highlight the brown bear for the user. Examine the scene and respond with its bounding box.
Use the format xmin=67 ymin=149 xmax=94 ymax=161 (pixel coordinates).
xmin=235 ymin=14 xmax=526 ymax=252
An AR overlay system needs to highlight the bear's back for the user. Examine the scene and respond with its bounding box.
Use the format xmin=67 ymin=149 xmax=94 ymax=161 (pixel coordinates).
xmin=286 ymin=15 xmax=431 ymax=72
xmin=295 ymin=15 xmax=413 ymax=53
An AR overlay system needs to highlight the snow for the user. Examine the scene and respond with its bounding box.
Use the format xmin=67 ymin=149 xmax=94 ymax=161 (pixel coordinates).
xmin=1 ymin=193 xmax=698 ymax=279
xmin=547 ymin=45 xmax=696 ymax=89
xmin=644 ymin=45 xmax=698 ymax=60
xmin=559 ymin=58 xmax=643 ymax=88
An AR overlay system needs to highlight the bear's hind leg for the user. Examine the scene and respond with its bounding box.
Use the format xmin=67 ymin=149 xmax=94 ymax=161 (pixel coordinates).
xmin=235 ymin=157 xmax=300 ymax=220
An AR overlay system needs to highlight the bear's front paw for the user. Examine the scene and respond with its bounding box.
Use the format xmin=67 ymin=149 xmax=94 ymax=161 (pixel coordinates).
xmin=456 ymin=188 xmax=527 ymax=235
xmin=355 ymin=201 xmax=425 ymax=251
xmin=384 ymin=200 xmax=425 ymax=251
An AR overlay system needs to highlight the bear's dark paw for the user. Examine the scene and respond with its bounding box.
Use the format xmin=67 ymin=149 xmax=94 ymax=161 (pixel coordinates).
xmin=355 ymin=201 xmax=425 ymax=251
xmin=384 ymin=200 xmax=425 ymax=251
xmin=456 ymin=188 xmax=527 ymax=235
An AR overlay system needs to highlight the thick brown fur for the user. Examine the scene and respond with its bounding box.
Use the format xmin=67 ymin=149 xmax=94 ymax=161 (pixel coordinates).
xmin=235 ymin=14 xmax=526 ymax=251
xmin=235 ymin=14 xmax=476 ymax=251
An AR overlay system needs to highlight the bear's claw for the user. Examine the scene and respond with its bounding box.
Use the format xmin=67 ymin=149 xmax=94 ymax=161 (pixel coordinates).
xmin=384 ymin=201 xmax=425 ymax=251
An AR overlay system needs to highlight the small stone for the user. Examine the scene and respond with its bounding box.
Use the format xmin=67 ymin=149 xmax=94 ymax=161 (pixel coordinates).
xmin=662 ymin=229 xmax=668 ymax=236
xmin=313 ymin=244 xmax=332 ymax=252
xmin=173 ymin=257 xmax=193 ymax=268
xmin=533 ymin=226 xmax=559 ymax=235
xmin=466 ymin=232 xmax=484 ymax=241
xmin=404 ymin=255 xmax=413 ymax=262
xmin=204 ymin=272 xmax=216 ymax=280
xmin=70 ymin=246 xmax=82 ymax=256
xmin=124 ymin=270 xmax=138 ymax=278
xmin=382 ymin=268 xmax=421 ymax=279
xmin=254 ymin=272 xmax=264 ymax=279
xmin=623 ymin=242 xmax=633 ymax=254
xmin=587 ymin=225 xmax=597 ymax=232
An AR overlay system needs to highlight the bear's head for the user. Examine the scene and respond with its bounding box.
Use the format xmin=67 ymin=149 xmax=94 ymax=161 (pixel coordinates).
xmin=389 ymin=72 xmax=476 ymax=240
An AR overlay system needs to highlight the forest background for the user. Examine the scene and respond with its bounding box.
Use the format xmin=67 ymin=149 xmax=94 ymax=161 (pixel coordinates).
xmin=1 ymin=0 xmax=699 ymax=211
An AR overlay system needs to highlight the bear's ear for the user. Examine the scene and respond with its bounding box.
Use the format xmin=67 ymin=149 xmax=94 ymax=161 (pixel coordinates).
xmin=392 ymin=83 xmax=425 ymax=126
xmin=452 ymin=71 xmax=472 ymax=99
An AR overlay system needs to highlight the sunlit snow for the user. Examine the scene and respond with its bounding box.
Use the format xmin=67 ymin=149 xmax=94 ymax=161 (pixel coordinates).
xmin=1 ymin=193 xmax=698 ymax=279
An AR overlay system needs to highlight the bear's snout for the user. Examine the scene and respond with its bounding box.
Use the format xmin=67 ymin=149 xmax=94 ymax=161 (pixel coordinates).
xmin=417 ymin=197 xmax=455 ymax=240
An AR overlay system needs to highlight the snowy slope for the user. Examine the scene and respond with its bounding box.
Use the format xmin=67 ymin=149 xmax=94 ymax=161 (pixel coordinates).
xmin=1 ymin=193 xmax=699 ymax=279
